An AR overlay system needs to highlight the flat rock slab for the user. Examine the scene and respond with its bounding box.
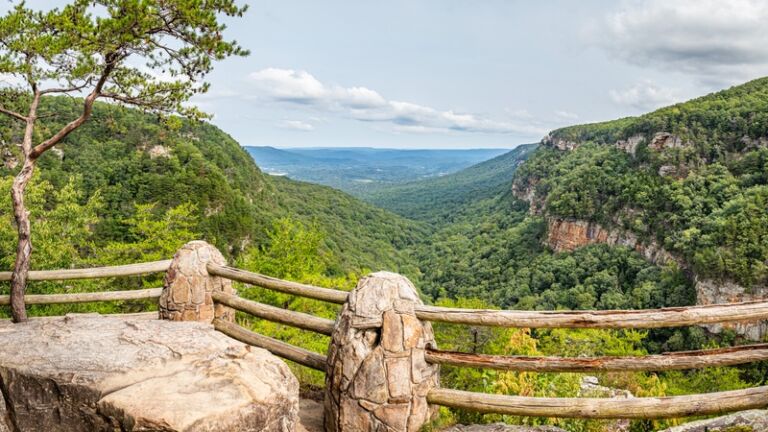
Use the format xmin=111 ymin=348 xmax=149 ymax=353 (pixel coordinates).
xmin=659 ymin=409 xmax=768 ymax=431
xmin=442 ymin=425 xmax=566 ymax=432
xmin=0 ymin=314 xmax=299 ymax=431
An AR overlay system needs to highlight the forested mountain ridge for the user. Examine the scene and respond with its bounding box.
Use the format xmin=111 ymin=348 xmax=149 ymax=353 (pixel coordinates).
xmin=365 ymin=143 xmax=538 ymax=222
xmin=511 ymin=77 xmax=768 ymax=338
xmin=246 ymin=145 xmax=511 ymax=197
xmin=0 ymin=97 xmax=423 ymax=275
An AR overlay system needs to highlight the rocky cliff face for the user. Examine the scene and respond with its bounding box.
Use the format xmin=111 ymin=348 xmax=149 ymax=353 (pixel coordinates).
xmin=545 ymin=217 xmax=675 ymax=266
xmin=514 ymin=132 xmax=767 ymax=339
xmin=544 ymin=217 xmax=767 ymax=340
xmin=543 ymin=131 xmax=689 ymax=156
xmin=695 ymin=278 xmax=768 ymax=340
xmin=0 ymin=314 xmax=299 ymax=432
xmin=541 ymin=133 xmax=580 ymax=151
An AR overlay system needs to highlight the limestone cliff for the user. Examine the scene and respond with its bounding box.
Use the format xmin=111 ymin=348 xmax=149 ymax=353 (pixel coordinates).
xmin=545 ymin=217 xmax=675 ymax=266
xmin=513 ymin=132 xmax=767 ymax=340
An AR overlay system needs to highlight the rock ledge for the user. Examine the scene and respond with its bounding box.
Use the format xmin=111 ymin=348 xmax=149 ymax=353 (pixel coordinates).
xmin=0 ymin=314 xmax=299 ymax=431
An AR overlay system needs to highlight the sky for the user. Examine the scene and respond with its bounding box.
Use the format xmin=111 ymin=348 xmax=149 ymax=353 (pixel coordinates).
xmin=3 ymin=0 xmax=768 ymax=148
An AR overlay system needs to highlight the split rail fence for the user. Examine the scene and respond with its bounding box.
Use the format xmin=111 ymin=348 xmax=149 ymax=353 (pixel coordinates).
xmin=3 ymin=247 xmax=768 ymax=422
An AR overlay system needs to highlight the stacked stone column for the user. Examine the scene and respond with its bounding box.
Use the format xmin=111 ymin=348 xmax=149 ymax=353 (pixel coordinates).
xmin=159 ymin=240 xmax=235 ymax=323
xmin=324 ymin=271 xmax=440 ymax=432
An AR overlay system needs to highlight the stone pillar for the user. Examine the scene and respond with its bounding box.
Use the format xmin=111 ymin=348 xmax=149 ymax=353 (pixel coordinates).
xmin=324 ymin=272 xmax=440 ymax=432
xmin=159 ymin=240 xmax=235 ymax=323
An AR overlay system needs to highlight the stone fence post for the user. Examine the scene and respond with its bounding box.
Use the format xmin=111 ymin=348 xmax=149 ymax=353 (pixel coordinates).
xmin=159 ymin=240 xmax=235 ymax=323
xmin=324 ymin=271 xmax=440 ymax=432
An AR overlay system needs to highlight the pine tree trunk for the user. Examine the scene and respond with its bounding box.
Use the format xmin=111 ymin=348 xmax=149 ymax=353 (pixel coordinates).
xmin=9 ymin=159 xmax=35 ymax=323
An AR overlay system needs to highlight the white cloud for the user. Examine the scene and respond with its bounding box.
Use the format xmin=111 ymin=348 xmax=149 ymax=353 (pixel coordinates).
xmin=609 ymin=80 xmax=682 ymax=111
xmin=249 ymin=68 xmax=327 ymax=102
xmin=279 ymin=120 xmax=314 ymax=131
xmin=247 ymin=68 xmax=548 ymax=136
xmin=595 ymin=0 xmax=768 ymax=83
xmin=554 ymin=110 xmax=579 ymax=120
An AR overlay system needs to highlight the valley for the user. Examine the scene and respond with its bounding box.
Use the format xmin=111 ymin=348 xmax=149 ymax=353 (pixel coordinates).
xmin=245 ymin=146 xmax=510 ymax=197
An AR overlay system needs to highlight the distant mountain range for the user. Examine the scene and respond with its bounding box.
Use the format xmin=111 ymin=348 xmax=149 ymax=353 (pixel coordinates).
xmin=244 ymin=146 xmax=512 ymax=196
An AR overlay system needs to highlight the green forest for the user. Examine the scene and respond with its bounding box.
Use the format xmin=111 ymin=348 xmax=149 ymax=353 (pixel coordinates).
xmin=2 ymin=78 xmax=768 ymax=432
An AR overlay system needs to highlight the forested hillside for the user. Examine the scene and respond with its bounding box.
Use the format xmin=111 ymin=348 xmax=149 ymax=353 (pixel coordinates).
xmin=365 ymin=143 xmax=537 ymax=222
xmin=0 ymin=97 xmax=424 ymax=277
xmin=368 ymin=79 xmax=768 ymax=431
xmin=514 ymin=77 xmax=768 ymax=288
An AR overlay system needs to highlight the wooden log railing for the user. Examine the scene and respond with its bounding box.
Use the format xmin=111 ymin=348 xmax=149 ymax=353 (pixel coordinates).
xmin=7 ymin=255 xmax=768 ymax=421
xmin=207 ymin=263 xmax=349 ymax=304
xmin=0 ymin=259 xmax=171 ymax=281
xmin=425 ymin=344 xmax=768 ymax=372
xmin=0 ymin=260 xmax=170 ymax=316
xmin=427 ymin=386 xmax=768 ymax=419
xmin=413 ymin=301 xmax=768 ymax=329
xmin=0 ymin=287 xmax=162 ymax=306
xmin=205 ymin=262 xmax=768 ymax=421
xmin=211 ymin=291 xmax=335 ymax=336
xmin=213 ymin=318 xmax=328 ymax=371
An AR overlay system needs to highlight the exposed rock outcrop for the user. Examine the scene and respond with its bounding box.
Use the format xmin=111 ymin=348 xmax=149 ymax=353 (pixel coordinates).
xmin=545 ymin=217 xmax=675 ymax=266
xmin=660 ymin=409 xmax=768 ymax=432
xmin=148 ymin=144 xmax=171 ymax=158
xmin=325 ymin=272 xmax=440 ymax=432
xmin=696 ymin=278 xmax=768 ymax=340
xmin=542 ymin=131 xmax=689 ymax=156
xmin=0 ymin=314 xmax=299 ymax=431
xmin=615 ymin=134 xmax=645 ymax=156
xmin=741 ymin=135 xmax=768 ymax=151
xmin=541 ymin=133 xmax=580 ymax=151
xmin=545 ymin=218 xmax=768 ymax=340
xmin=649 ymin=132 xmax=688 ymax=151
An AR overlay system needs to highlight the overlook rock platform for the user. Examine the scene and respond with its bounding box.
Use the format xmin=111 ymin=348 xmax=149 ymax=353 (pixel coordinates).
xmin=0 ymin=314 xmax=299 ymax=431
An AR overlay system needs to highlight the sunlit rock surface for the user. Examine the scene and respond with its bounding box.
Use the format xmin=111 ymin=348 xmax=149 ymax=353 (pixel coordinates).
xmin=659 ymin=409 xmax=768 ymax=431
xmin=0 ymin=314 xmax=298 ymax=431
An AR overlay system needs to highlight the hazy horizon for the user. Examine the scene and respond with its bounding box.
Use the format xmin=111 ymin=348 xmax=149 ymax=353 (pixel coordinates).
xmin=5 ymin=1 xmax=768 ymax=149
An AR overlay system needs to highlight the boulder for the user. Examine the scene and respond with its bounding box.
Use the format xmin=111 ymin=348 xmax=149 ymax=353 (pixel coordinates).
xmin=660 ymin=409 xmax=768 ymax=431
xmin=0 ymin=314 xmax=299 ymax=431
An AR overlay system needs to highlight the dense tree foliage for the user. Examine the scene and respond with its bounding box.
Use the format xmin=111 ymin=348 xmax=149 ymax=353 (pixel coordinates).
xmin=366 ymin=143 xmax=537 ymax=222
xmin=0 ymin=98 xmax=424 ymax=277
xmin=550 ymin=77 xmax=768 ymax=160
xmin=515 ymin=79 xmax=768 ymax=287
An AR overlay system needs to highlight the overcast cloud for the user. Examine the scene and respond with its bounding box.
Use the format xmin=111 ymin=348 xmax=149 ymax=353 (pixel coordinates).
xmin=597 ymin=0 xmax=768 ymax=84
xmin=2 ymin=0 xmax=767 ymax=148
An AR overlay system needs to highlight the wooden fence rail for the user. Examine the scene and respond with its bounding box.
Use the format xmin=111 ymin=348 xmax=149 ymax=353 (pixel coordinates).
xmin=211 ymin=291 xmax=335 ymax=336
xmin=0 ymin=287 xmax=162 ymax=306
xmin=427 ymin=387 xmax=768 ymax=419
xmin=7 ymin=255 xmax=768 ymax=422
xmin=205 ymin=263 xmax=768 ymax=330
xmin=0 ymin=260 xmax=171 ymax=282
xmin=425 ymin=344 xmax=768 ymax=372
xmin=207 ymin=263 xmax=348 ymax=304
xmin=213 ymin=318 xmax=327 ymax=371
xmin=413 ymin=301 xmax=768 ymax=329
